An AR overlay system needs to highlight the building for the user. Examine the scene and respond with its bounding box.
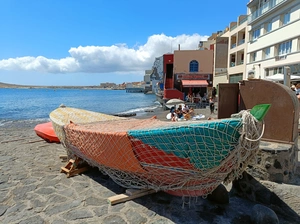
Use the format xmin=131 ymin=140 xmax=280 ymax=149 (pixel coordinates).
xmin=246 ymin=0 xmax=300 ymax=85
xmin=144 ymin=70 xmax=152 ymax=93
xmin=150 ymin=56 xmax=164 ymax=96
xmin=211 ymin=14 xmax=248 ymax=90
xmin=169 ymin=44 xmax=214 ymax=101
xmin=210 ymin=30 xmax=230 ymax=88
xmin=228 ymin=15 xmax=248 ymax=83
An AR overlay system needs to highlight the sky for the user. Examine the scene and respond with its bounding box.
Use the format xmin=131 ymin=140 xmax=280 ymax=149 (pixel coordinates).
xmin=0 ymin=0 xmax=249 ymax=86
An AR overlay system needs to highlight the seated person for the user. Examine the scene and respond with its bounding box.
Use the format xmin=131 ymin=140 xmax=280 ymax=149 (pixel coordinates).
xmin=184 ymin=112 xmax=191 ymax=120
xmin=185 ymin=95 xmax=190 ymax=102
xmin=186 ymin=93 xmax=192 ymax=102
xmin=176 ymin=109 xmax=184 ymax=119
xmin=171 ymin=111 xmax=177 ymax=122
xmin=182 ymin=104 xmax=189 ymax=114
xmin=170 ymin=106 xmax=175 ymax=113
xmin=189 ymin=107 xmax=195 ymax=117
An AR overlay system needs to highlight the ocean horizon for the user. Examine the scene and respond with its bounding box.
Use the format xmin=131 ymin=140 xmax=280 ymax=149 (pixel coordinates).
xmin=0 ymin=88 xmax=161 ymax=128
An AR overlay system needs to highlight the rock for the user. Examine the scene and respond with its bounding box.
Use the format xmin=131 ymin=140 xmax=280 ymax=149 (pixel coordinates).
xmin=251 ymin=204 xmax=279 ymax=224
xmin=207 ymin=184 xmax=229 ymax=204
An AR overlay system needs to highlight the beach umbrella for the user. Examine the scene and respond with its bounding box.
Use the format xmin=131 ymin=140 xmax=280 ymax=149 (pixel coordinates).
xmin=165 ymin=99 xmax=185 ymax=108
xmin=166 ymin=99 xmax=184 ymax=106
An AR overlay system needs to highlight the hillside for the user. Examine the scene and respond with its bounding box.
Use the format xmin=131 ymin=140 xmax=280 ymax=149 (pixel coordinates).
xmin=0 ymin=82 xmax=103 ymax=89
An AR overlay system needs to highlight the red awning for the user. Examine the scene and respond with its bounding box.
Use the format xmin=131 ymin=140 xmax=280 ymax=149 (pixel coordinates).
xmin=181 ymin=80 xmax=208 ymax=87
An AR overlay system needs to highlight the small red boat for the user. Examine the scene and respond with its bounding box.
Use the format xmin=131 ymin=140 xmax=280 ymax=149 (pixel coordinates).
xmin=34 ymin=122 xmax=60 ymax=143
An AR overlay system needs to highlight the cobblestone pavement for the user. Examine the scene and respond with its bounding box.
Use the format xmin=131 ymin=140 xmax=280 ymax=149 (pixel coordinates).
xmin=1 ymin=107 xmax=300 ymax=224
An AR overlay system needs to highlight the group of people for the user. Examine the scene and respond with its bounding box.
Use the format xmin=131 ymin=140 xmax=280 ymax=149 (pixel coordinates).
xmin=170 ymin=104 xmax=195 ymax=122
xmin=291 ymin=83 xmax=300 ymax=96
xmin=185 ymin=92 xmax=207 ymax=107
xmin=185 ymin=87 xmax=217 ymax=109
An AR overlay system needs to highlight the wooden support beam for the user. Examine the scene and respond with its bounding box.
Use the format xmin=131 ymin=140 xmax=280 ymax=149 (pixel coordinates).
xmin=27 ymin=139 xmax=45 ymax=144
xmin=107 ymin=189 xmax=156 ymax=205
xmin=59 ymin=155 xmax=68 ymax=162
xmin=1 ymin=138 xmax=27 ymax=143
xmin=60 ymin=157 xmax=89 ymax=178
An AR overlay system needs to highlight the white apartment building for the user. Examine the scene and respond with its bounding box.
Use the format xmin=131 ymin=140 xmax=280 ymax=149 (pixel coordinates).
xmin=228 ymin=15 xmax=248 ymax=83
xmin=211 ymin=15 xmax=248 ymax=88
xmin=211 ymin=30 xmax=230 ymax=88
xmin=246 ymin=0 xmax=300 ymax=83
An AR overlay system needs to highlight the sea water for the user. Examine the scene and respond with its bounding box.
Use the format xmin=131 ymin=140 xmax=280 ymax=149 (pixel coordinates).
xmin=0 ymin=88 xmax=161 ymax=127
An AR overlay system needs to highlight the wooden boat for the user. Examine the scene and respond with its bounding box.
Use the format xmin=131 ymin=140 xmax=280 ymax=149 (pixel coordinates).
xmin=50 ymin=105 xmax=125 ymax=158
xmin=34 ymin=122 xmax=60 ymax=143
xmin=51 ymin=104 xmax=270 ymax=197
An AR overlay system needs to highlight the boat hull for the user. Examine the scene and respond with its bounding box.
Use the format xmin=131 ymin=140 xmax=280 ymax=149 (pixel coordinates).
xmin=61 ymin=113 xmax=261 ymax=197
xmin=50 ymin=106 xmax=125 ymax=158
xmin=34 ymin=122 xmax=60 ymax=143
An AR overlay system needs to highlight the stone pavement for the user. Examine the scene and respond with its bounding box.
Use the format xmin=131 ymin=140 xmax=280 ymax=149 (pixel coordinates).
xmin=0 ymin=124 xmax=235 ymax=224
xmin=0 ymin=109 xmax=299 ymax=223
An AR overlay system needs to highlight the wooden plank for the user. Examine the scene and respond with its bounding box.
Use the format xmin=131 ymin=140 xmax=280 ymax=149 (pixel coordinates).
xmin=60 ymin=167 xmax=70 ymax=173
xmin=27 ymin=139 xmax=45 ymax=144
xmin=60 ymin=158 xmax=89 ymax=177
xmin=59 ymin=155 xmax=68 ymax=160
xmin=67 ymin=167 xmax=89 ymax=178
xmin=1 ymin=138 xmax=27 ymax=143
xmin=107 ymin=189 xmax=156 ymax=205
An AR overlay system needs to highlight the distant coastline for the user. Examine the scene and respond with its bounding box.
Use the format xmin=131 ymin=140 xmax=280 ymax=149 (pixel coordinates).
xmin=0 ymin=82 xmax=124 ymax=90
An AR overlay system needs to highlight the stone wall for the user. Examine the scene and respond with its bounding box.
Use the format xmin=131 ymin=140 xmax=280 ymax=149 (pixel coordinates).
xmin=247 ymin=139 xmax=299 ymax=183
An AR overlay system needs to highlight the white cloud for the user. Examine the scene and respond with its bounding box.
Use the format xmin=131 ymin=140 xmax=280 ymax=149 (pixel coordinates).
xmin=0 ymin=33 xmax=208 ymax=74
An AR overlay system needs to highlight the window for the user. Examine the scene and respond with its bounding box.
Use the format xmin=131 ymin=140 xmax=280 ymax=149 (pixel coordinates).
xmin=252 ymin=52 xmax=257 ymax=62
xmin=278 ymin=40 xmax=292 ymax=56
xmin=252 ymin=28 xmax=260 ymax=41
xmin=274 ymin=67 xmax=283 ymax=74
xmin=264 ymin=47 xmax=271 ymax=59
xmin=265 ymin=21 xmax=272 ymax=33
xmin=265 ymin=68 xmax=269 ymax=77
xmin=281 ymin=12 xmax=290 ymax=26
xmin=250 ymin=52 xmax=257 ymax=62
xmin=189 ymin=60 xmax=199 ymax=72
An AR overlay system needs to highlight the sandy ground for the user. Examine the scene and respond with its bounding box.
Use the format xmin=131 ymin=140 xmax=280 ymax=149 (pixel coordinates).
xmin=1 ymin=106 xmax=300 ymax=223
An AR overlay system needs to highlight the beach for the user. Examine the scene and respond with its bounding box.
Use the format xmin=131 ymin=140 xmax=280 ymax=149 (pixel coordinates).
xmin=1 ymin=106 xmax=300 ymax=223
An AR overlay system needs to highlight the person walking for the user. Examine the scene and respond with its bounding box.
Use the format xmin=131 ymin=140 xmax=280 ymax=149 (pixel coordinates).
xmin=209 ymin=97 xmax=215 ymax=114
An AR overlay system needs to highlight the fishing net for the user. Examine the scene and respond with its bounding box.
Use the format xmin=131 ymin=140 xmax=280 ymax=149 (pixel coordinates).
xmin=50 ymin=106 xmax=125 ymax=159
xmin=55 ymin=108 xmax=264 ymax=197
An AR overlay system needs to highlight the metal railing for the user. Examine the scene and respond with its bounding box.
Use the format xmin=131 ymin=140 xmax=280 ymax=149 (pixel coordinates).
xmin=248 ymin=0 xmax=288 ymax=23
xmin=238 ymin=39 xmax=245 ymax=45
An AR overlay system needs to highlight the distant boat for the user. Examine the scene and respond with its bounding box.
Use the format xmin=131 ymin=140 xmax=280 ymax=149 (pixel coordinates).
xmin=50 ymin=104 xmax=270 ymax=197
xmin=34 ymin=122 xmax=60 ymax=143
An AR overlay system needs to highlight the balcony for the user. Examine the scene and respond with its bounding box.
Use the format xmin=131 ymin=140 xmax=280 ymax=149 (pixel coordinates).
xmin=230 ymin=24 xmax=237 ymax=31
xmin=248 ymin=0 xmax=289 ymax=24
xmin=238 ymin=39 xmax=245 ymax=45
xmin=239 ymin=16 xmax=248 ymax=25
xmin=231 ymin=43 xmax=237 ymax=49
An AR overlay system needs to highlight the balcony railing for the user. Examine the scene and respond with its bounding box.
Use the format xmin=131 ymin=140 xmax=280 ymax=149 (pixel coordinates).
xmin=239 ymin=17 xmax=248 ymax=25
xmin=248 ymin=0 xmax=288 ymax=23
xmin=230 ymin=24 xmax=237 ymax=31
xmin=231 ymin=43 xmax=237 ymax=49
xmin=238 ymin=39 xmax=245 ymax=45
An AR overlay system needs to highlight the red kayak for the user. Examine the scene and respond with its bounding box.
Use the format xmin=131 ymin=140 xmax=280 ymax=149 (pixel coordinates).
xmin=34 ymin=122 xmax=60 ymax=143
